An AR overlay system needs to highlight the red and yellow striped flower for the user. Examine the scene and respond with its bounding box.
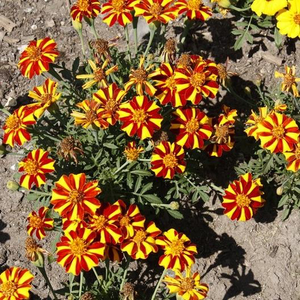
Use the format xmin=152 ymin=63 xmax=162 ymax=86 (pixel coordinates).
xmin=0 ymin=267 xmax=34 ymax=300
xmin=149 ymin=63 xmax=186 ymax=107
xmin=56 ymin=227 xmax=105 ymax=275
xmin=88 ymin=202 xmax=123 ymax=245
xmin=3 ymin=106 xmax=36 ymax=147
xmin=27 ymin=78 xmax=61 ymax=119
xmin=124 ymin=141 xmax=144 ymax=161
xmin=104 ymin=244 xmax=123 ymax=262
xmin=134 ymin=0 xmax=178 ymax=23
xmin=118 ymin=95 xmax=163 ymax=140
xmin=170 ymin=107 xmax=213 ymax=149
xmin=164 ymin=267 xmax=209 ymax=300
xmin=62 ymin=217 xmax=88 ymax=234
xmin=71 ymin=0 xmax=101 ymax=21
xmin=256 ymin=112 xmax=299 ymax=153
xmin=222 ymin=173 xmax=265 ymax=221
xmin=175 ymin=58 xmax=219 ymax=105
xmin=51 ymin=173 xmax=101 ymax=221
xmin=175 ymin=0 xmax=212 ymax=20
xmin=156 ymin=229 xmax=197 ymax=271
xmin=71 ymin=99 xmax=109 ymax=129
xmin=283 ymin=142 xmax=300 ymax=172
xmin=27 ymin=207 xmax=54 ymax=240
xmin=121 ymin=221 xmax=161 ymax=259
xmin=18 ymin=149 xmax=55 ymax=190
xmin=18 ymin=37 xmax=59 ymax=79
xmin=93 ymin=83 xmax=126 ymax=126
xmin=245 ymin=107 xmax=269 ymax=140
xmin=101 ymin=0 xmax=138 ymax=26
xmin=151 ymin=141 xmax=186 ymax=179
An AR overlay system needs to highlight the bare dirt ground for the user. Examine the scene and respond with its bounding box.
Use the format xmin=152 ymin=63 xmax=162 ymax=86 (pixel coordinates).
xmin=0 ymin=0 xmax=300 ymax=299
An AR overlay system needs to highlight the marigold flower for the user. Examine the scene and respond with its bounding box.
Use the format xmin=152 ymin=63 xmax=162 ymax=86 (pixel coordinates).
xmin=134 ymin=0 xmax=178 ymax=24
xmin=25 ymin=237 xmax=47 ymax=263
xmin=276 ymin=0 xmax=300 ymax=39
xmin=88 ymin=202 xmax=123 ymax=245
xmin=90 ymin=39 xmax=111 ymax=62
xmin=245 ymin=107 xmax=269 ymax=141
xmin=71 ymin=99 xmax=109 ymax=129
xmin=124 ymin=141 xmax=144 ymax=161
xmin=257 ymin=112 xmax=299 ymax=153
xmin=156 ymin=229 xmax=197 ymax=271
xmin=18 ymin=37 xmax=59 ymax=79
xmin=151 ymin=141 xmax=186 ymax=179
xmin=3 ymin=106 xmax=36 ymax=147
xmin=149 ymin=63 xmax=186 ymax=107
xmin=93 ymin=83 xmax=126 ymax=125
xmin=18 ymin=149 xmax=55 ymax=190
xmin=27 ymin=207 xmax=54 ymax=240
xmin=62 ymin=217 xmax=88 ymax=233
xmin=56 ymin=227 xmax=105 ymax=275
xmin=175 ymin=58 xmax=219 ymax=105
xmin=121 ymin=221 xmax=161 ymax=259
xmin=118 ymin=95 xmax=163 ymax=140
xmin=27 ymin=78 xmax=61 ymax=118
xmin=164 ymin=267 xmax=209 ymax=300
xmin=161 ymin=38 xmax=176 ymax=63
xmin=51 ymin=173 xmax=101 ymax=220
xmin=283 ymin=142 xmax=300 ymax=172
xmin=101 ymin=0 xmax=137 ymax=26
xmin=0 ymin=267 xmax=34 ymax=300
xmin=104 ymin=244 xmax=123 ymax=262
xmin=175 ymin=0 xmax=212 ymax=20
xmin=251 ymin=0 xmax=287 ymax=16
xmin=222 ymin=173 xmax=265 ymax=221
xmin=170 ymin=107 xmax=213 ymax=149
xmin=275 ymin=66 xmax=300 ymax=97
xmin=71 ymin=0 xmax=101 ymax=21
xmin=76 ymin=59 xmax=118 ymax=90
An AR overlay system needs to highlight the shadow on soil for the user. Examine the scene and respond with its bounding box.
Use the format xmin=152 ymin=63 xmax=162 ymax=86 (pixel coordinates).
xmin=0 ymin=219 xmax=9 ymax=244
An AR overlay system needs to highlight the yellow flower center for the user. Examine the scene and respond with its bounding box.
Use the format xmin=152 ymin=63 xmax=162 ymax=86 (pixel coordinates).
xmin=132 ymin=68 xmax=147 ymax=83
xmin=85 ymin=109 xmax=98 ymax=123
xmin=124 ymin=148 xmax=141 ymax=161
xmin=29 ymin=215 xmax=43 ymax=229
xmin=120 ymin=215 xmax=130 ymax=227
xmin=215 ymin=124 xmax=229 ymax=142
xmin=187 ymin=0 xmax=202 ymax=10
xmin=216 ymin=64 xmax=227 ymax=80
xmin=26 ymin=45 xmax=42 ymax=61
xmin=149 ymin=3 xmax=163 ymax=17
xmin=294 ymin=14 xmax=300 ymax=25
xmin=68 ymin=190 xmax=85 ymax=204
xmin=180 ymin=277 xmax=195 ymax=292
xmin=295 ymin=146 xmax=300 ymax=159
xmin=23 ymin=159 xmax=39 ymax=175
xmin=111 ymin=0 xmax=125 ymax=12
xmin=40 ymin=93 xmax=53 ymax=105
xmin=93 ymin=215 xmax=107 ymax=231
xmin=0 ymin=281 xmax=17 ymax=297
xmin=169 ymin=239 xmax=185 ymax=255
xmin=132 ymin=230 xmax=147 ymax=244
xmin=272 ymin=124 xmax=285 ymax=139
xmin=163 ymin=153 xmax=178 ymax=168
xmin=186 ymin=118 xmax=200 ymax=133
xmin=94 ymin=68 xmax=105 ymax=82
xmin=132 ymin=109 xmax=147 ymax=123
xmin=283 ymin=74 xmax=295 ymax=89
xmin=105 ymin=98 xmax=118 ymax=112
xmin=165 ymin=75 xmax=176 ymax=90
xmin=5 ymin=115 xmax=21 ymax=130
xmin=77 ymin=0 xmax=89 ymax=11
xmin=190 ymin=72 xmax=206 ymax=88
xmin=236 ymin=194 xmax=251 ymax=207
xmin=70 ymin=237 xmax=87 ymax=256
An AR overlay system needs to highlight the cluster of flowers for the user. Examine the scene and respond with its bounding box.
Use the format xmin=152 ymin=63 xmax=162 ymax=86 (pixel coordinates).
xmin=251 ymin=0 xmax=300 ymax=39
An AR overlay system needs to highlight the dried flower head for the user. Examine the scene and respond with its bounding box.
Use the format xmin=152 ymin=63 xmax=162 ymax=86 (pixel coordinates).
xmin=176 ymin=53 xmax=192 ymax=68
xmin=81 ymin=291 xmax=96 ymax=300
xmin=25 ymin=237 xmax=48 ymax=264
xmin=121 ymin=282 xmax=135 ymax=300
xmin=90 ymin=38 xmax=111 ymax=61
xmin=57 ymin=136 xmax=84 ymax=164
xmin=162 ymin=38 xmax=176 ymax=63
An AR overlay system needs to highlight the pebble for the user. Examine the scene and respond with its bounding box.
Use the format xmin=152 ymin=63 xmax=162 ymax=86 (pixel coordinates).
xmin=31 ymin=24 xmax=37 ymax=30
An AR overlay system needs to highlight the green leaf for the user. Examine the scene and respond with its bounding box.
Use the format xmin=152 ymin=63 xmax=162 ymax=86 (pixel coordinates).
xmin=277 ymin=194 xmax=289 ymax=208
xmin=198 ymin=190 xmax=210 ymax=202
xmin=192 ymin=191 xmax=199 ymax=203
xmin=245 ymin=31 xmax=253 ymax=44
xmin=103 ymin=143 xmax=119 ymax=149
xmin=142 ymin=194 xmax=162 ymax=204
xmin=131 ymin=170 xmax=152 ymax=176
xmin=234 ymin=34 xmax=246 ymax=51
xmin=274 ymin=27 xmax=283 ymax=48
xmin=167 ymin=210 xmax=183 ymax=219
xmin=140 ymin=182 xmax=153 ymax=194
xmin=26 ymin=193 xmax=40 ymax=201
xmin=72 ymin=57 xmax=80 ymax=73
xmin=281 ymin=206 xmax=291 ymax=221
xmin=126 ymin=172 xmax=133 ymax=189
xmin=231 ymin=29 xmax=244 ymax=35
xmin=134 ymin=176 xmax=142 ymax=193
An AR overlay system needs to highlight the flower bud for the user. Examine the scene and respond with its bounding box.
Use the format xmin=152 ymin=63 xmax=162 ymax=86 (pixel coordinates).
xmin=32 ymin=251 xmax=44 ymax=268
xmin=244 ymin=86 xmax=251 ymax=97
xmin=276 ymin=186 xmax=284 ymax=196
xmin=6 ymin=180 xmax=19 ymax=191
xmin=216 ymin=0 xmax=231 ymax=8
xmin=170 ymin=201 xmax=180 ymax=210
xmin=72 ymin=18 xmax=82 ymax=32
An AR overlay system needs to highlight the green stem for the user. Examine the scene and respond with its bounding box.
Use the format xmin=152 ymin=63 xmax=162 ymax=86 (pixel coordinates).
xmin=90 ymin=19 xmax=99 ymax=39
xmin=29 ymin=190 xmax=52 ymax=196
xmin=42 ymin=133 xmax=61 ymax=142
xmin=229 ymin=5 xmax=251 ymax=12
xmin=38 ymin=267 xmax=58 ymax=300
xmin=114 ymin=160 xmax=130 ymax=175
xmin=92 ymin=267 xmax=102 ymax=286
xmin=210 ymin=182 xmax=224 ymax=194
xmin=120 ymin=257 xmax=130 ymax=292
xmin=79 ymin=272 xmax=83 ymax=298
xmin=138 ymin=158 xmax=151 ymax=162
xmin=144 ymin=26 xmax=156 ymax=57
xmin=5 ymin=152 xmax=25 ymax=157
xmin=78 ymin=29 xmax=86 ymax=58
xmin=0 ymin=108 xmax=10 ymax=116
xmin=69 ymin=273 xmax=74 ymax=297
xmin=125 ymin=25 xmax=131 ymax=62
xmin=151 ymin=269 xmax=167 ymax=300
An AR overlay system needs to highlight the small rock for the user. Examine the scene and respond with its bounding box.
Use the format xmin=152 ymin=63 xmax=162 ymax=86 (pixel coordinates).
xmin=17 ymin=44 xmax=28 ymax=53
xmin=24 ymin=7 xmax=33 ymax=13
xmin=0 ymin=15 xmax=16 ymax=33
xmin=31 ymin=24 xmax=37 ymax=30
xmin=45 ymin=19 xmax=55 ymax=28
xmin=261 ymin=51 xmax=282 ymax=66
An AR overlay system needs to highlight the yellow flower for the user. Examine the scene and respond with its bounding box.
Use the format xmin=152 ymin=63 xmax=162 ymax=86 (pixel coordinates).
xmin=251 ymin=0 xmax=287 ymax=16
xmin=277 ymin=0 xmax=300 ymax=38
xmin=211 ymin=0 xmax=231 ymax=9
xmin=275 ymin=66 xmax=300 ymax=97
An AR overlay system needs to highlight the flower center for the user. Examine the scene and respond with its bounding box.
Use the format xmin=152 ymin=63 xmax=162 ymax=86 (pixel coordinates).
xmin=124 ymin=148 xmax=140 ymax=161
xmin=93 ymin=215 xmax=107 ymax=231
xmin=294 ymin=14 xmax=300 ymax=25
xmin=105 ymin=98 xmax=118 ymax=112
xmin=215 ymin=124 xmax=229 ymax=142
xmin=111 ymin=0 xmax=125 ymax=12
xmin=77 ymin=0 xmax=89 ymax=11
xmin=120 ymin=215 xmax=130 ymax=227
xmin=26 ymin=45 xmax=42 ymax=61
xmin=68 ymin=190 xmax=85 ymax=204
xmin=132 ymin=68 xmax=147 ymax=83
xmin=190 ymin=72 xmax=206 ymax=88
xmin=295 ymin=146 xmax=300 ymax=159
xmin=70 ymin=237 xmax=87 ymax=256
xmin=132 ymin=109 xmax=147 ymax=123
xmin=5 ymin=115 xmax=21 ymax=130
xmin=94 ymin=68 xmax=105 ymax=82
xmin=149 ymin=3 xmax=163 ymax=17
xmin=165 ymin=75 xmax=177 ymax=90
xmin=283 ymin=74 xmax=295 ymax=88
xmin=40 ymin=93 xmax=53 ymax=105
xmin=85 ymin=109 xmax=98 ymax=123
xmin=272 ymin=124 xmax=285 ymax=139
xmin=187 ymin=0 xmax=202 ymax=10
xmin=236 ymin=194 xmax=251 ymax=207
xmin=180 ymin=278 xmax=195 ymax=292
xmin=29 ymin=215 xmax=43 ymax=229
xmin=186 ymin=118 xmax=200 ymax=133
xmin=169 ymin=239 xmax=184 ymax=255
xmin=216 ymin=64 xmax=227 ymax=80
xmin=0 ymin=281 xmax=17 ymax=297
xmin=23 ymin=159 xmax=39 ymax=175
xmin=132 ymin=230 xmax=147 ymax=244
xmin=163 ymin=153 xmax=178 ymax=168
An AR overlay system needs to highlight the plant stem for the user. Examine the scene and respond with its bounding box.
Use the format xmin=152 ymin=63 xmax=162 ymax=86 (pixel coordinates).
xmin=78 ymin=29 xmax=86 ymax=59
xmin=144 ymin=25 xmax=156 ymax=57
xmin=0 ymin=107 xmax=10 ymax=116
xmin=79 ymin=272 xmax=83 ymax=298
xmin=38 ymin=267 xmax=58 ymax=300
xmin=69 ymin=273 xmax=74 ymax=297
xmin=120 ymin=256 xmax=130 ymax=292
xmin=229 ymin=5 xmax=251 ymax=12
xmin=30 ymin=190 xmax=52 ymax=196
xmin=90 ymin=19 xmax=99 ymax=39
xmin=151 ymin=268 xmax=167 ymax=300
xmin=114 ymin=161 xmax=130 ymax=175
xmin=125 ymin=25 xmax=131 ymax=62
xmin=92 ymin=267 xmax=102 ymax=286
xmin=43 ymin=133 xmax=61 ymax=142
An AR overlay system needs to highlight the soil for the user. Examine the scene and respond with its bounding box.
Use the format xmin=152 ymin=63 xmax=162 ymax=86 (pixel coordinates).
xmin=0 ymin=0 xmax=300 ymax=299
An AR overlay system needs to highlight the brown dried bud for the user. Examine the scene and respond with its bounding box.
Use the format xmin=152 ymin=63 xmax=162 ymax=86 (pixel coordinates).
xmin=121 ymin=282 xmax=135 ymax=300
xmin=80 ymin=292 xmax=95 ymax=300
